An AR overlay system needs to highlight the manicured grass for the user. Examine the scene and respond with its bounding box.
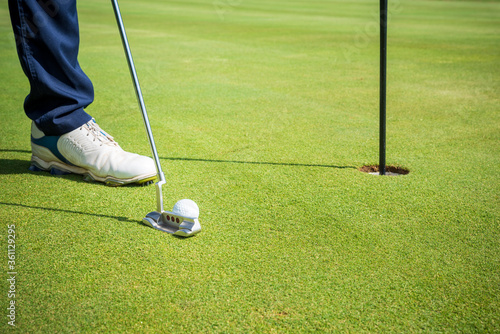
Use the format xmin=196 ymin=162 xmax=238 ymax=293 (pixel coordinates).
xmin=1 ymin=0 xmax=499 ymax=332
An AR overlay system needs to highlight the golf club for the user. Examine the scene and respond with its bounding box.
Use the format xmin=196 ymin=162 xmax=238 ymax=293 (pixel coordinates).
xmin=111 ymin=0 xmax=201 ymax=237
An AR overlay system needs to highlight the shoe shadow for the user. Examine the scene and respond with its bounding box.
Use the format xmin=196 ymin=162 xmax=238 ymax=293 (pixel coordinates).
xmin=0 ymin=157 xmax=148 ymax=187
xmin=0 ymin=158 xmax=31 ymax=175
xmin=0 ymin=158 xmax=88 ymax=184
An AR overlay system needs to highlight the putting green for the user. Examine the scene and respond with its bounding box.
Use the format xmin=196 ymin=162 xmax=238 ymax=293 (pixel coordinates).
xmin=0 ymin=0 xmax=498 ymax=332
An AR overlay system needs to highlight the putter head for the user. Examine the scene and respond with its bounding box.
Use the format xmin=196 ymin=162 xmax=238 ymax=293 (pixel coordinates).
xmin=142 ymin=211 xmax=201 ymax=237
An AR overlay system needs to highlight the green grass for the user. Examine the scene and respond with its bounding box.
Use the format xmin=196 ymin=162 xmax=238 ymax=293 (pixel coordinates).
xmin=1 ymin=0 xmax=499 ymax=332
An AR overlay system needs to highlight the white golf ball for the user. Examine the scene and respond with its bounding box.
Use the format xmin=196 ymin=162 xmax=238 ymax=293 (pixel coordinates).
xmin=172 ymin=199 xmax=199 ymax=219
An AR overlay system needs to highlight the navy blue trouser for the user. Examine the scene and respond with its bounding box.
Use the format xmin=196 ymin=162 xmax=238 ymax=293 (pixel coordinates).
xmin=9 ymin=0 xmax=93 ymax=136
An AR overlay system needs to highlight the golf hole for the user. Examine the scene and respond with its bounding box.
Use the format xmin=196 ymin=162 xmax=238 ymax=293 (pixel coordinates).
xmin=359 ymin=165 xmax=409 ymax=176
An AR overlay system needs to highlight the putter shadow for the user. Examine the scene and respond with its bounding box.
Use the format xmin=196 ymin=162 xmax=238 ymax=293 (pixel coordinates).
xmin=161 ymin=156 xmax=357 ymax=169
xmin=0 ymin=202 xmax=137 ymax=223
xmin=0 ymin=202 xmax=195 ymax=238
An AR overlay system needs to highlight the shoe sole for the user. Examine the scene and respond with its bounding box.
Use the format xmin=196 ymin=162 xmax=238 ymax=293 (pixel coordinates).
xmin=30 ymin=155 xmax=156 ymax=187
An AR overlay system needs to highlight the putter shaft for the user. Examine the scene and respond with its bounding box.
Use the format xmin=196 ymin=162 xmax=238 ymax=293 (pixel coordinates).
xmin=111 ymin=0 xmax=165 ymax=212
xmin=111 ymin=0 xmax=201 ymax=237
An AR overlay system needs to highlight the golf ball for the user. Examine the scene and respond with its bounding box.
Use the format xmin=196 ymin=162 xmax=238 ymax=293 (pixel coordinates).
xmin=172 ymin=199 xmax=199 ymax=219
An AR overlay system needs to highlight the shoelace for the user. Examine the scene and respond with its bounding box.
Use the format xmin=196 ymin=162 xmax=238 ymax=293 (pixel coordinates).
xmin=81 ymin=119 xmax=120 ymax=147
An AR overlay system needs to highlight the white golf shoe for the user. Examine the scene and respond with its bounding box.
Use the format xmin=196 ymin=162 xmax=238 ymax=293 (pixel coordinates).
xmin=30 ymin=119 xmax=157 ymax=186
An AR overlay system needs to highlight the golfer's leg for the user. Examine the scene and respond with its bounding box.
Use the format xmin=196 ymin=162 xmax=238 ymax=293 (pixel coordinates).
xmin=8 ymin=0 xmax=92 ymax=136
xmin=8 ymin=0 xmax=156 ymax=185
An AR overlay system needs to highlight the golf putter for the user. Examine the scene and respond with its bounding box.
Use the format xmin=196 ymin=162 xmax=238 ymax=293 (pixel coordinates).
xmin=111 ymin=0 xmax=201 ymax=237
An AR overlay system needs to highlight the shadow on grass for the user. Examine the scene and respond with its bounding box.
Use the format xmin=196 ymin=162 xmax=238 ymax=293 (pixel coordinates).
xmin=0 ymin=201 xmax=137 ymax=223
xmin=0 ymin=202 xmax=194 ymax=239
xmin=0 ymin=149 xmax=31 ymax=154
xmin=0 ymin=158 xmax=32 ymax=174
xmin=0 ymin=158 xmax=90 ymax=184
xmin=0 ymin=155 xmax=145 ymax=186
xmin=161 ymin=156 xmax=357 ymax=169
xmin=0 ymin=148 xmax=358 ymax=170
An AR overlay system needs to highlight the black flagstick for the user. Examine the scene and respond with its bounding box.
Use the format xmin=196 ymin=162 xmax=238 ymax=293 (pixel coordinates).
xmin=379 ymin=0 xmax=388 ymax=175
